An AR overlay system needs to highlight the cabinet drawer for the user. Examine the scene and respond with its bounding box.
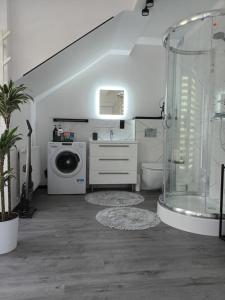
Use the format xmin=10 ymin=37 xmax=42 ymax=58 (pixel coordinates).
xmin=90 ymin=143 xmax=137 ymax=158
xmin=90 ymin=157 xmax=137 ymax=171
xmin=89 ymin=171 xmax=137 ymax=184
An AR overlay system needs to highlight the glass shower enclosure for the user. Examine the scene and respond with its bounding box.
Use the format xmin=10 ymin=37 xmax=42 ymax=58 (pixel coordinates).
xmin=160 ymin=10 xmax=225 ymax=221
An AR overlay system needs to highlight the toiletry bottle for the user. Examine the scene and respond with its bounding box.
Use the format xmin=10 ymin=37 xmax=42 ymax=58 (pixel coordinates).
xmin=53 ymin=125 xmax=58 ymax=142
xmin=58 ymin=124 xmax=64 ymax=142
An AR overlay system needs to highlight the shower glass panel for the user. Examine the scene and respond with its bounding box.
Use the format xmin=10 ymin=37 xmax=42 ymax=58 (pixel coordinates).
xmin=162 ymin=10 xmax=225 ymax=217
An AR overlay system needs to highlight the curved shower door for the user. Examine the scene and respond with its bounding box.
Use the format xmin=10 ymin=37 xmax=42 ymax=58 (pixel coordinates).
xmin=163 ymin=31 xmax=212 ymax=214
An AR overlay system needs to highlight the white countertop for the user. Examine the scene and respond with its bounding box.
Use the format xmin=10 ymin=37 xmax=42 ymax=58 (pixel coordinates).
xmin=89 ymin=139 xmax=137 ymax=144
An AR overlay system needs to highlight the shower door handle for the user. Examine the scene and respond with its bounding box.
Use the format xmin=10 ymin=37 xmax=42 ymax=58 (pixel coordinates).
xmin=168 ymin=159 xmax=185 ymax=165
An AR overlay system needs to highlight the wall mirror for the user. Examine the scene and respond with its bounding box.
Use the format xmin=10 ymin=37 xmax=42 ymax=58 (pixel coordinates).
xmin=99 ymin=89 xmax=124 ymax=116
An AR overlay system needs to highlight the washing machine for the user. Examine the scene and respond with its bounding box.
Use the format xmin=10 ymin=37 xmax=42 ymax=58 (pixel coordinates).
xmin=48 ymin=142 xmax=86 ymax=194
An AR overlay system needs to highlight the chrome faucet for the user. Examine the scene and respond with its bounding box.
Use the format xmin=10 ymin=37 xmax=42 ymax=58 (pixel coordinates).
xmin=110 ymin=129 xmax=113 ymax=141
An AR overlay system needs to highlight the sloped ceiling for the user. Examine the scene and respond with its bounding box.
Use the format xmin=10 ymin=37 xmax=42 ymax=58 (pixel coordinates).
xmin=18 ymin=11 xmax=148 ymax=101
xmin=17 ymin=0 xmax=225 ymax=101
xmin=138 ymin=0 xmax=225 ymax=45
xmin=9 ymin=0 xmax=138 ymax=80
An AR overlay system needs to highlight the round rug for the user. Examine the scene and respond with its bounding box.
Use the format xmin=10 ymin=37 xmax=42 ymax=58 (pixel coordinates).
xmin=96 ymin=207 xmax=160 ymax=230
xmin=85 ymin=191 xmax=144 ymax=207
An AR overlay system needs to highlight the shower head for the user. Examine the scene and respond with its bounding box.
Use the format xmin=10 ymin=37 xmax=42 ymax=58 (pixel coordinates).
xmin=213 ymin=31 xmax=225 ymax=41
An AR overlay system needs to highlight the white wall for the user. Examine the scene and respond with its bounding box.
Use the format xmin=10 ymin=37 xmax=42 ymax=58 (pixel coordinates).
xmin=135 ymin=119 xmax=163 ymax=166
xmin=0 ymin=0 xmax=8 ymax=132
xmin=36 ymin=44 xmax=165 ymax=184
xmin=36 ymin=44 xmax=165 ymax=118
xmin=8 ymin=0 xmax=137 ymax=80
xmin=8 ymin=0 xmax=225 ymax=192
xmin=0 ymin=0 xmax=9 ymax=85
xmin=10 ymin=102 xmax=32 ymax=149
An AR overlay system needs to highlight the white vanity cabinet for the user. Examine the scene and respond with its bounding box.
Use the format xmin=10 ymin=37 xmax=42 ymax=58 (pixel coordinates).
xmin=89 ymin=141 xmax=138 ymax=185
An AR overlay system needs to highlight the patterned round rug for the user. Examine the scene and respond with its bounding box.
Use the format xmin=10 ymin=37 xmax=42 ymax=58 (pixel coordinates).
xmin=85 ymin=191 xmax=144 ymax=207
xmin=96 ymin=207 xmax=160 ymax=230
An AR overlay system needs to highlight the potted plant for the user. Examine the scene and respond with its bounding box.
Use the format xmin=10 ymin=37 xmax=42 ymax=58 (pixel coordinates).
xmin=0 ymin=80 xmax=33 ymax=254
xmin=0 ymin=129 xmax=21 ymax=254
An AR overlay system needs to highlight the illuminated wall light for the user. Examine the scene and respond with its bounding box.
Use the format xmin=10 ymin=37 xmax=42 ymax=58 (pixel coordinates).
xmin=181 ymin=109 xmax=187 ymax=112
xmin=188 ymin=165 xmax=193 ymax=169
xmin=95 ymin=86 xmax=128 ymax=120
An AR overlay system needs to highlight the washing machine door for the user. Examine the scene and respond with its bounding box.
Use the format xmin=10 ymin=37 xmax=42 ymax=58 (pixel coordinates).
xmin=50 ymin=147 xmax=82 ymax=177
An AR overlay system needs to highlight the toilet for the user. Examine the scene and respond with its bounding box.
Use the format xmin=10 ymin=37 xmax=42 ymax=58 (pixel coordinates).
xmin=141 ymin=162 xmax=163 ymax=190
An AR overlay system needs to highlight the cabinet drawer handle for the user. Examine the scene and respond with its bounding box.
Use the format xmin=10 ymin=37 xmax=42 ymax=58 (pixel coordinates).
xmin=99 ymin=158 xmax=129 ymax=161
xmin=98 ymin=172 xmax=129 ymax=175
xmin=99 ymin=145 xmax=129 ymax=148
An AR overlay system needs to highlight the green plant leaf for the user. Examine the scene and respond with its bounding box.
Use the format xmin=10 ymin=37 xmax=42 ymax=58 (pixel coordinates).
xmin=0 ymin=80 xmax=33 ymax=126
xmin=0 ymin=128 xmax=22 ymax=162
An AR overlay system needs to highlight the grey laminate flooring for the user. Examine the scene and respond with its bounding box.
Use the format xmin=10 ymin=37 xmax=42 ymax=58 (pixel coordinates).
xmin=0 ymin=189 xmax=225 ymax=300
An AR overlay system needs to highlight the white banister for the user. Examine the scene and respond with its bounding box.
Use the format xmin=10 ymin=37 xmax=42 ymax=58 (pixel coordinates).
xmin=0 ymin=29 xmax=10 ymax=85
xmin=0 ymin=27 xmax=10 ymax=209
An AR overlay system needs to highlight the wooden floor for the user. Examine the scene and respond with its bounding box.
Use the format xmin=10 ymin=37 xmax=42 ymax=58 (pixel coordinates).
xmin=0 ymin=189 xmax=225 ymax=300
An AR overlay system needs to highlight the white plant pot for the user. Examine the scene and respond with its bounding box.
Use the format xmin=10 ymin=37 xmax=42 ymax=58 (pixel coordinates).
xmin=0 ymin=214 xmax=19 ymax=255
